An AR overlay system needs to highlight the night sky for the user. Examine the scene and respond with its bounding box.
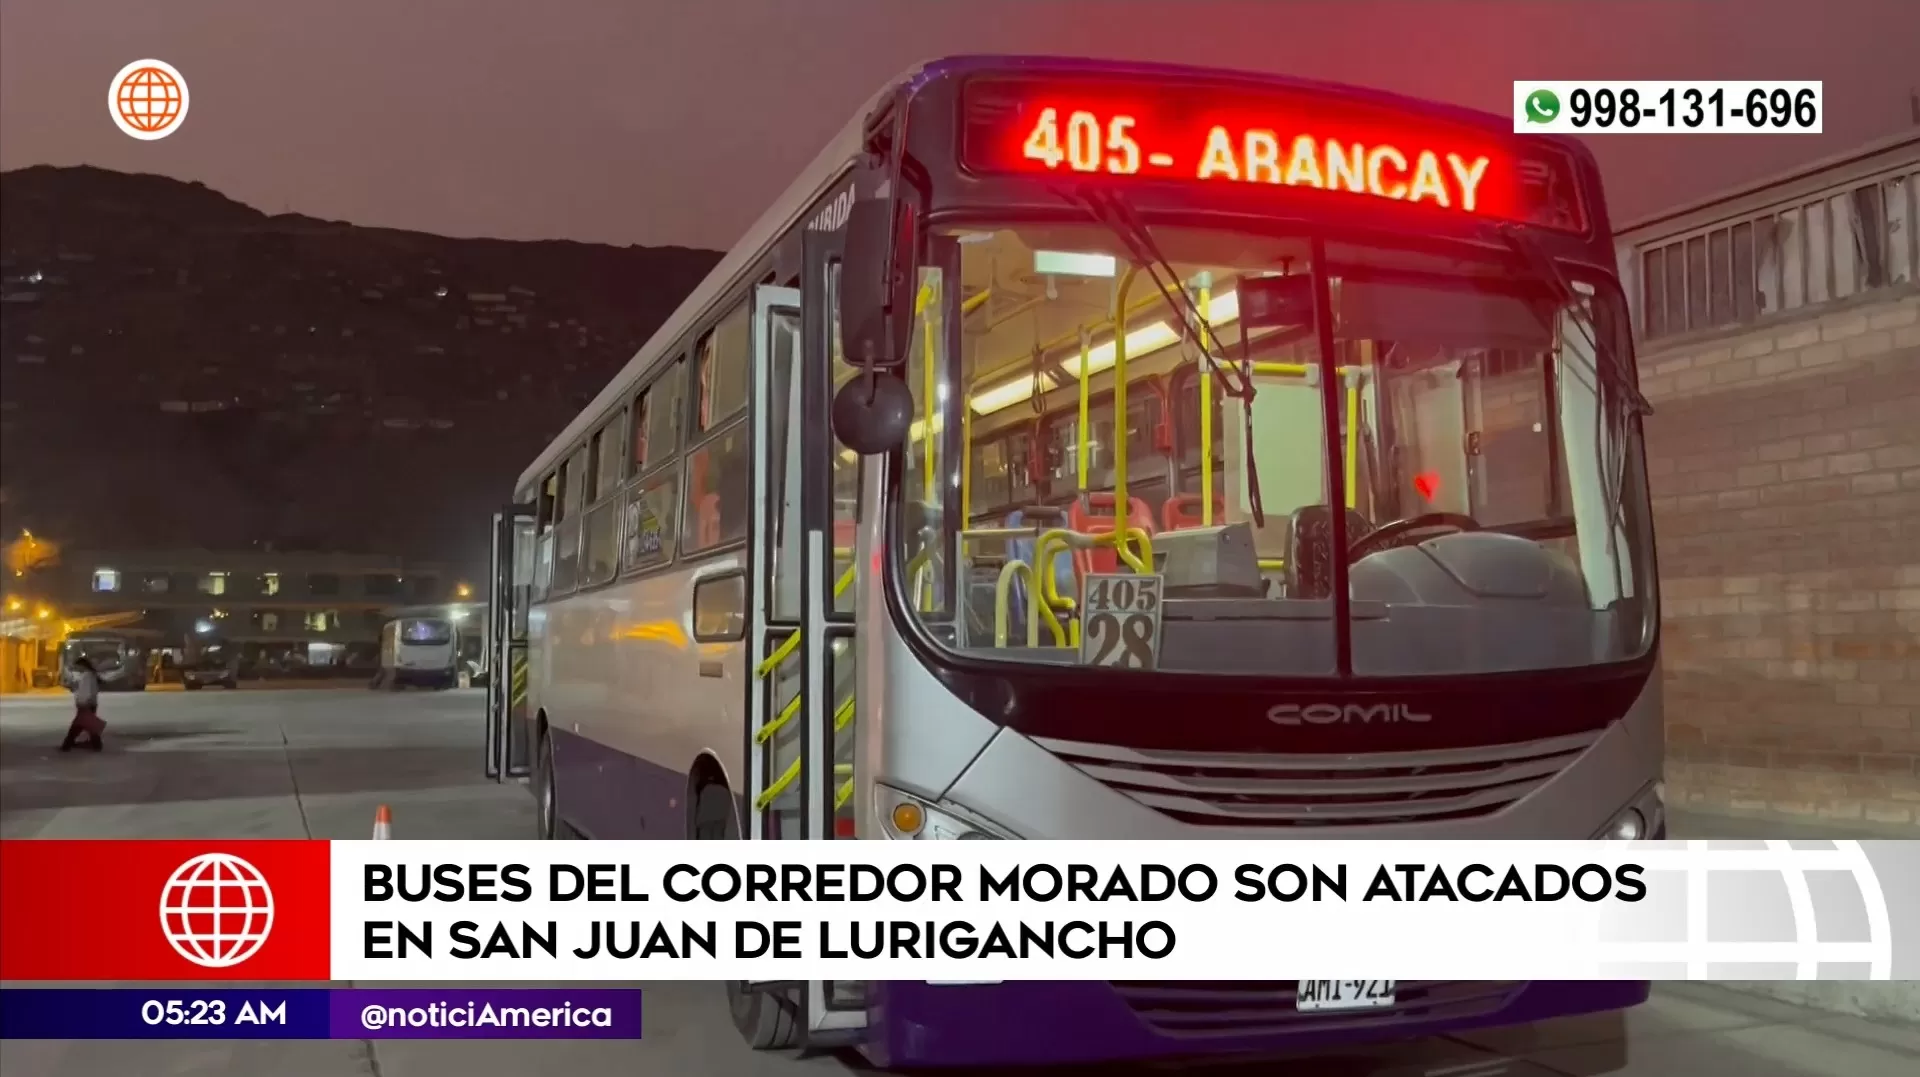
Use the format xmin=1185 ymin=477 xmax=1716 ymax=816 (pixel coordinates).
xmin=2 ymin=0 xmax=1915 ymax=250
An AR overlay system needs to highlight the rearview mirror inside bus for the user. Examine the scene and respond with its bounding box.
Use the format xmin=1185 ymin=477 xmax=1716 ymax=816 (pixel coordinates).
xmin=1237 ymin=273 xmax=1318 ymax=331
xmin=839 ymin=198 xmax=916 ymax=367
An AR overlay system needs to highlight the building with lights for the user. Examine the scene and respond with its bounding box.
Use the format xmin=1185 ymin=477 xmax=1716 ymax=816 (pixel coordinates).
xmin=5 ymin=545 xmax=472 ymax=681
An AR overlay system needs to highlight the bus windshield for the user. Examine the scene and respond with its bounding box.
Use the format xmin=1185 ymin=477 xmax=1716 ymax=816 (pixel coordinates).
xmin=62 ymin=637 xmax=129 ymax=671
xmin=893 ymin=221 xmax=1656 ymax=678
xmin=399 ymin=618 xmax=453 ymax=646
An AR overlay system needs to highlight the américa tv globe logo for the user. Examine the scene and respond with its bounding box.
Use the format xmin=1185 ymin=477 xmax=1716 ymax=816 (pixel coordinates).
xmin=159 ymin=853 xmax=275 ymax=969
xmin=109 ymin=59 xmax=189 ymax=141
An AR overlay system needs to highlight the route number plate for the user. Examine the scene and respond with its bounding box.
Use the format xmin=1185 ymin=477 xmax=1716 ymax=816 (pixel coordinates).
xmin=1078 ymin=574 xmax=1164 ymax=670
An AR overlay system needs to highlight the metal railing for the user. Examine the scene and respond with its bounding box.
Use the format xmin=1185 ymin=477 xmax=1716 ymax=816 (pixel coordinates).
xmin=1615 ymin=133 xmax=1919 ymax=344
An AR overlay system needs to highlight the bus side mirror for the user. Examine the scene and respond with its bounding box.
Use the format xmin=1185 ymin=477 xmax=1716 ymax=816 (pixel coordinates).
xmin=832 ymin=372 xmax=915 ymax=456
xmin=833 ymin=197 xmax=917 ymax=455
xmin=840 ymin=197 xmax=915 ymax=368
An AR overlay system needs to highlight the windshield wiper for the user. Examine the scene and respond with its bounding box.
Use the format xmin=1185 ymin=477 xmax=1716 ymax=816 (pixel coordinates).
xmin=1497 ymin=225 xmax=1641 ymax=598
xmin=1058 ymin=185 xmax=1269 ymax=524
xmin=1496 ymin=225 xmax=1652 ymax=419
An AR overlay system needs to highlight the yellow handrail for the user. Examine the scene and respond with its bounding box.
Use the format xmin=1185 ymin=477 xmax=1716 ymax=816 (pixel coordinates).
xmin=1075 ymin=327 xmax=1093 ymax=490
xmin=751 ymin=561 xmax=859 ymax=812
xmin=1235 ymin=363 xmax=1368 ymax=511
xmin=961 ymin=397 xmax=973 ymax=524
xmin=757 ymin=694 xmax=857 ymax=811
xmin=1031 ymin=526 xmax=1154 ymax=644
xmin=1344 ymin=373 xmax=1361 ymax=512
xmin=916 ymin=279 xmax=938 ymax=505
xmin=754 ymin=562 xmax=856 ymax=678
xmin=906 ymin=548 xmax=936 ymax=612
xmin=833 ymin=701 xmax=857 ymax=809
xmin=970 ymin=282 xmax=1190 ymax=391
xmin=1113 ymin=267 xmax=1136 ymax=527
xmin=1036 ymin=524 xmax=1153 ymax=582
xmin=1198 ymin=274 xmax=1215 ymax=526
xmin=992 ymin=560 xmax=1067 ymax=648
xmin=1249 ymin=361 xmax=1364 ymax=376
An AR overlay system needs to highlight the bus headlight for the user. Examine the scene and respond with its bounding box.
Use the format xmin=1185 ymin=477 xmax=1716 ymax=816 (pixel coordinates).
xmin=1601 ymin=809 xmax=1646 ymax=840
xmin=1595 ymin=782 xmax=1665 ymax=839
xmin=877 ymin=785 xmax=1011 ymax=840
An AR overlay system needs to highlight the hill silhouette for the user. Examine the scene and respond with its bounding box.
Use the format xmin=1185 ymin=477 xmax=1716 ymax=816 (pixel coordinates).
xmin=0 ymin=165 xmax=721 ymax=571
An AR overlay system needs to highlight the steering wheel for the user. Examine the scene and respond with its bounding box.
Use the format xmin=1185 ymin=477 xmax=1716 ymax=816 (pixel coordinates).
xmin=1346 ymin=512 xmax=1481 ymax=561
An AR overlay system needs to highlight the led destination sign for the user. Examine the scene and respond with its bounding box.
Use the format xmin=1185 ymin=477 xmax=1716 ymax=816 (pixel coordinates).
xmin=961 ymin=77 xmax=1586 ymax=232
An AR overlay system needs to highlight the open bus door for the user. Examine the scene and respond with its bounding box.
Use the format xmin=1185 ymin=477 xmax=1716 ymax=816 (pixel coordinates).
xmin=734 ymin=229 xmax=867 ymax=1043
xmin=484 ymin=505 xmax=537 ymax=781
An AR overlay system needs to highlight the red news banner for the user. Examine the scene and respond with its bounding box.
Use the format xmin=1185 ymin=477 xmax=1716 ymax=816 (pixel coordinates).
xmin=0 ymin=841 xmax=334 ymax=981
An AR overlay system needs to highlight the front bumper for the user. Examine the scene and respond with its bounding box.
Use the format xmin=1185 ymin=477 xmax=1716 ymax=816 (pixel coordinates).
xmin=861 ymin=979 xmax=1649 ymax=1068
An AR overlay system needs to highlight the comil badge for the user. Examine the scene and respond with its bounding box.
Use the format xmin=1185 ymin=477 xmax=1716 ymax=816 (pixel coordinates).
xmin=109 ymin=59 xmax=189 ymax=141
xmin=159 ymin=853 xmax=275 ymax=969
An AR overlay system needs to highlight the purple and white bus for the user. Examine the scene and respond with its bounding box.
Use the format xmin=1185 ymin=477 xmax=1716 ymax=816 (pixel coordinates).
xmin=482 ymin=55 xmax=1664 ymax=1069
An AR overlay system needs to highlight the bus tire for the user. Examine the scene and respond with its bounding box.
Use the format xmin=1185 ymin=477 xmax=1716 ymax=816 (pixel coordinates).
xmin=700 ymin=785 xmax=800 ymax=1051
xmin=533 ymin=726 xmax=559 ymax=840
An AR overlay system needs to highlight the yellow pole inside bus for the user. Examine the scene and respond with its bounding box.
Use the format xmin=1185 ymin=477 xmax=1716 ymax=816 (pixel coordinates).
xmin=1112 ymin=266 xmax=1137 ymax=536
xmin=962 ymin=394 xmax=973 ymax=524
xmin=1197 ymin=272 xmax=1215 ymax=526
xmin=1075 ymin=327 xmax=1092 ymax=492
xmin=1344 ymin=375 xmax=1360 ymax=511
xmin=959 ymin=289 xmax=990 ymax=526
xmin=917 ymin=279 xmax=937 ymax=506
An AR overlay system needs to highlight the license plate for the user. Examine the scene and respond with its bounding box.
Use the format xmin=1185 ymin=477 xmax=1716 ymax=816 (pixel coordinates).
xmin=1295 ymin=980 xmax=1397 ymax=1012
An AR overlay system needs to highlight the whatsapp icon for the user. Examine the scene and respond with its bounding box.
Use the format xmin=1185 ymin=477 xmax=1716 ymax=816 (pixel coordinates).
xmin=1524 ymin=89 xmax=1561 ymax=125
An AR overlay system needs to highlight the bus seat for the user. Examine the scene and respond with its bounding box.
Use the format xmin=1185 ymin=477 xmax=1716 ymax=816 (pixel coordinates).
xmin=1068 ymin=493 xmax=1157 ymax=580
xmin=1161 ymin=494 xmax=1224 ymax=532
xmin=1284 ymin=505 xmax=1374 ymax=600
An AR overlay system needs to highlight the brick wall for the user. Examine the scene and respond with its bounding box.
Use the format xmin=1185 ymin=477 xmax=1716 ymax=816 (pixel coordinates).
xmin=1636 ymin=289 xmax=1920 ymax=829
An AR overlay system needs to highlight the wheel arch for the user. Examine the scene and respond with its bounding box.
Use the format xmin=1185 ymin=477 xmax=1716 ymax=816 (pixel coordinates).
xmin=685 ymin=751 xmax=741 ymax=839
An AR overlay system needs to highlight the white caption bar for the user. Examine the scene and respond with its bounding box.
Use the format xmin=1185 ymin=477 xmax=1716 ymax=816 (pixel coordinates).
xmin=1513 ymin=82 xmax=1823 ymax=135
xmin=327 ymin=840 xmax=1897 ymax=982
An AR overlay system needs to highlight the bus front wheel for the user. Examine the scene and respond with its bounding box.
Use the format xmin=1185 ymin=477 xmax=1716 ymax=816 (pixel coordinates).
xmin=700 ymin=785 xmax=800 ymax=1051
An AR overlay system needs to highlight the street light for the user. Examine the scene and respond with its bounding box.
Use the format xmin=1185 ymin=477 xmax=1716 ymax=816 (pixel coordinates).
xmin=35 ymin=605 xmax=51 ymax=620
xmin=454 ymin=581 xmax=473 ymax=599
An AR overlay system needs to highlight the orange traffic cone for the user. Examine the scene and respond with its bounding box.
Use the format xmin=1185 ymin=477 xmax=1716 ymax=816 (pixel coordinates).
xmin=372 ymin=804 xmax=392 ymax=840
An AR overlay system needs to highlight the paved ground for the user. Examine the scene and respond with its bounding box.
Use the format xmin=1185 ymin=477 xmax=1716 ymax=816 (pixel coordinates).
xmin=1 ymin=688 xmax=1915 ymax=1076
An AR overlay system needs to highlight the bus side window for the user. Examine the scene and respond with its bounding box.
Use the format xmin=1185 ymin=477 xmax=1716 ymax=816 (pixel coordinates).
xmin=683 ymin=301 xmax=752 ymax=554
xmin=537 ymin=471 xmax=558 ymax=533
xmin=633 ymin=361 xmax=685 ymax=476
xmin=554 ymin=446 xmax=589 ymax=591
xmin=585 ymin=428 xmax=606 ymax=504
xmin=695 ymin=306 xmax=750 ymax=435
xmin=584 ymin=412 xmax=626 ymax=586
xmin=593 ymin=413 xmax=624 ymax=503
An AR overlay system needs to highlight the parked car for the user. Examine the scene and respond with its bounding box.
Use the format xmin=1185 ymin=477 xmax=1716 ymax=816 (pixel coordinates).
xmin=182 ymin=655 xmax=239 ymax=691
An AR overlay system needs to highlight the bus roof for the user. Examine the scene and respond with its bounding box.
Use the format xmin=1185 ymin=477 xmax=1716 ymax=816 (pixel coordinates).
xmin=514 ymin=73 xmax=915 ymax=490
xmin=516 ymin=55 xmax=1595 ymax=490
